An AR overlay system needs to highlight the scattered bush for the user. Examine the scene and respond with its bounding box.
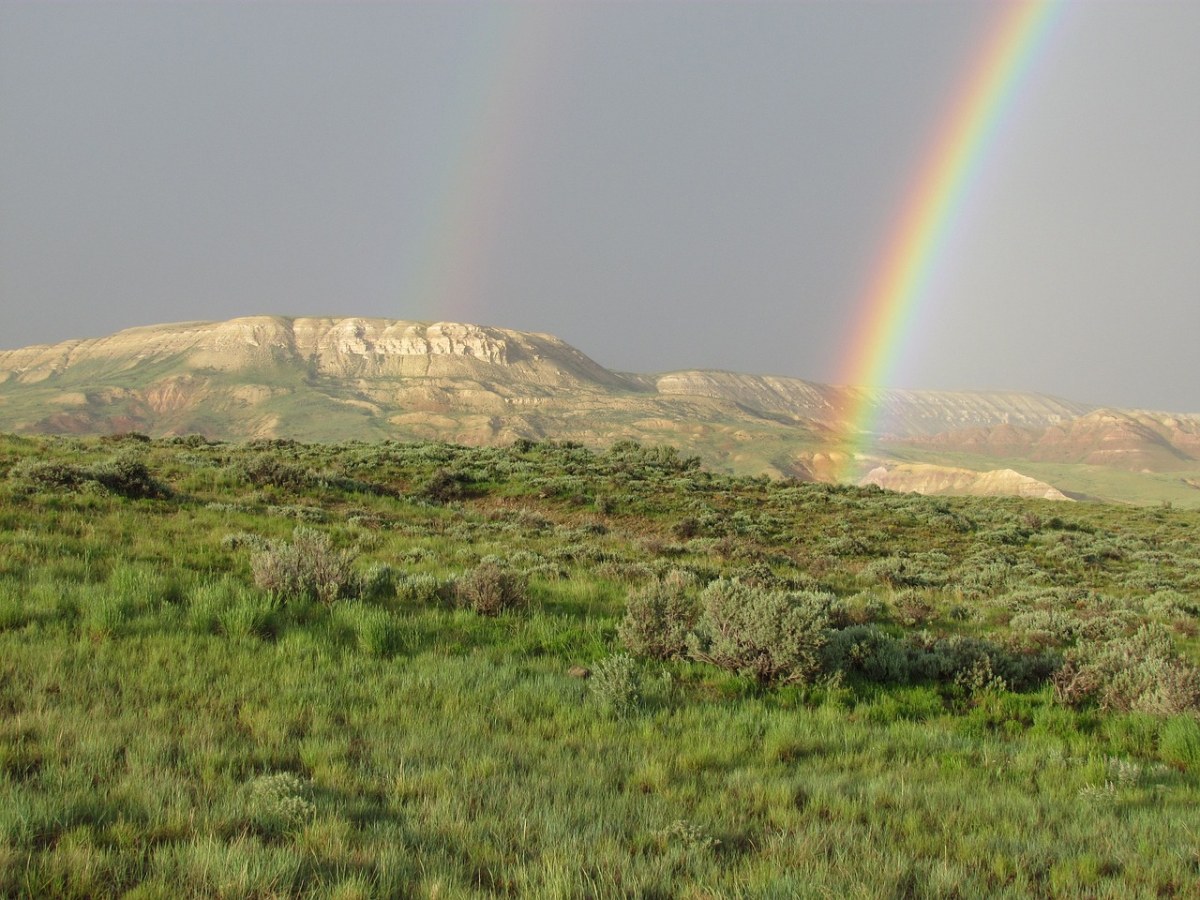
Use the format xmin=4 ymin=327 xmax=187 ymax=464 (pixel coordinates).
xmin=238 ymin=772 xmax=316 ymax=838
xmin=822 ymin=625 xmax=912 ymax=684
xmin=8 ymin=459 xmax=91 ymax=492
xmin=420 ymin=468 xmax=471 ymax=503
xmin=394 ymin=573 xmax=449 ymax=605
xmin=590 ymin=653 xmax=641 ymax=717
xmin=922 ymin=635 xmax=1054 ymax=693
xmin=453 ymin=562 xmax=528 ymax=615
xmin=687 ymin=580 xmax=831 ymax=686
xmin=1053 ymin=625 xmax=1200 ymax=715
xmin=236 ymin=456 xmax=312 ymax=490
xmin=618 ymin=577 xmax=697 ymax=660
xmin=251 ymin=528 xmax=360 ymax=606
xmin=9 ymin=452 xmax=169 ymax=499
xmin=89 ymin=452 xmax=171 ymax=499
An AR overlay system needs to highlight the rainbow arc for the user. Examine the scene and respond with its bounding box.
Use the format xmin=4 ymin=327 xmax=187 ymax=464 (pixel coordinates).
xmin=834 ymin=0 xmax=1064 ymax=482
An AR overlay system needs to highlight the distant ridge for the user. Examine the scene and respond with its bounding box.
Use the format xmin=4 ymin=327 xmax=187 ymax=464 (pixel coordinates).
xmin=1 ymin=316 xmax=1197 ymax=504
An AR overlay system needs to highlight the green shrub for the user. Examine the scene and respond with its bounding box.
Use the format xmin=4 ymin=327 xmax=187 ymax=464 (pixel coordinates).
xmin=590 ymin=653 xmax=641 ymax=717
xmin=420 ymin=468 xmax=471 ymax=503
xmin=9 ymin=452 xmax=169 ymax=499
xmin=454 ymin=562 xmax=528 ymax=616
xmin=394 ymin=573 xmax=446 ymax=606
xmin=618 ymin=577 xmax=697 ymax=660
xmin=865 ymin=556 xmax=934 ymax=588
xmin=250 ymin=528 xmax=360 ymax=606
xmin=8 ymin=459 xmax=90 ymax=492
xmin=687 ymin=579 xmax=831 ymax=686
xmin=920 ymin=635 xmax=1054 ymax=693
xmin=237 ymin=772 xmax=315 ymax=838
xmin=1053 ymin=625 xmax=1200 ymax=715
xmin=822 ymin=625 xmax=912 ymax=684
xmin=89 ymin=452 xmax=171 ymax=500
xmin=235 ymin=456 xmax=312 ymax=490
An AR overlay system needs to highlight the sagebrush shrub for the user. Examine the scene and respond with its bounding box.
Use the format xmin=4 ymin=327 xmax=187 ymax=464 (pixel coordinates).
xmin=394 ymin=573 xmax=446 ymax=605
xmin=9 ymin=452 xmax=169 ymax=499
xmin=236 ymin=456 xmax=312 ymax=489
xmin=687 ymin=579 xmax=831 ymax=686
xmin=822 ymin=625 xmax=912 ymax=684
xmin=8 ymin=459 xmax=90 ymax=492
xmin=251 ymin=528 xmax=360 ymax=606
xmin=420 ymin=468 xmax=470 ymax=503
xmin=1053 ymin=625 xmax=1200 ymax=715
xmin=89 ymin=452 xmax=171 ymax=499
xmin=590 ymin=653 xmax=641 ymax=717
xmin=921 ymin=634 xmax=1053 ymax=693
xmin=239 ymin=772 xmax=315 ymax=837
xmin=454 ymin=562 xmax=528 ymax=615
xmin=618 ymin=577 xmax=696 ymax=660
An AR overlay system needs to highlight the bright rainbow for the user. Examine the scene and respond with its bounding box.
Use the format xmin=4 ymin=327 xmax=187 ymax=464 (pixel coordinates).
xmin=834 ymin=0 xmax=1064 ymax=481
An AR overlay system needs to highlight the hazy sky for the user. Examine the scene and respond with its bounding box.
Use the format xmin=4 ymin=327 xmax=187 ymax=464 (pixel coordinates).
xmin=1 ymin=1 xmax=1197 ymax=411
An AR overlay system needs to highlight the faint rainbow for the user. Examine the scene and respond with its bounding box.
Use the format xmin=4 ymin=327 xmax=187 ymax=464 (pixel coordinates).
xmin=834 ymin=0 xmax=1064 ymax=481
xmin=397 ymin=5 xmax=563 ymax=324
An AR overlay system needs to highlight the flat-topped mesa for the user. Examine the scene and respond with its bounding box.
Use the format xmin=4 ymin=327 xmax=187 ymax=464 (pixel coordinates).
xmin=0 ymin=317 xmax=631 ymax=390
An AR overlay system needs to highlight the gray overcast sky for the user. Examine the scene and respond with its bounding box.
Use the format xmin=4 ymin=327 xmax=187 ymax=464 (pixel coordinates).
xmin=1 ymin=1 xmax=1197 ymax=411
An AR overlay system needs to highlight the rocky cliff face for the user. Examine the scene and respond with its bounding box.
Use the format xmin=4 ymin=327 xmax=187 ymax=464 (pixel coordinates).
xmin=1 ymin=316 xmax=1196 ymax=503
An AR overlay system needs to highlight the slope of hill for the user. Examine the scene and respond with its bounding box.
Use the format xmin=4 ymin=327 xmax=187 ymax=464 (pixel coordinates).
xmin=1 ymin=316 xmax=1197 ymax=504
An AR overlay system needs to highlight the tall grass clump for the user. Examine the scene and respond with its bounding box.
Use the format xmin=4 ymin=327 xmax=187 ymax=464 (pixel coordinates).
xmin=337 ymin=602 xmax=408 ymax=658
xmin=251 ymin=528 xmax=359 ymax=606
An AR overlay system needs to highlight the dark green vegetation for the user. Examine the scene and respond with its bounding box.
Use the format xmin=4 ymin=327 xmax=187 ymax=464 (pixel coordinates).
xmin=1 ymin=433 xmax=1199 ymax=897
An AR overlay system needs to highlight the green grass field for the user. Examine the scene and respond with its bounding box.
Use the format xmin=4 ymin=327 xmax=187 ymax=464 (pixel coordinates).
xmin=1 ymin=434 xmax=1198 ymax=897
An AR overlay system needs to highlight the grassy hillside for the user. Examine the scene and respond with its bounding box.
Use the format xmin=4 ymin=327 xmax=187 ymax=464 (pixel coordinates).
xmin=1 ymin=433 xmax=1199 ymax=897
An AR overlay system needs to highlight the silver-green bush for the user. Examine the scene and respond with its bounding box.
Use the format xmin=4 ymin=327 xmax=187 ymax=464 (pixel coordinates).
xmin=687 ymin=579 xmax=831 ymax=686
